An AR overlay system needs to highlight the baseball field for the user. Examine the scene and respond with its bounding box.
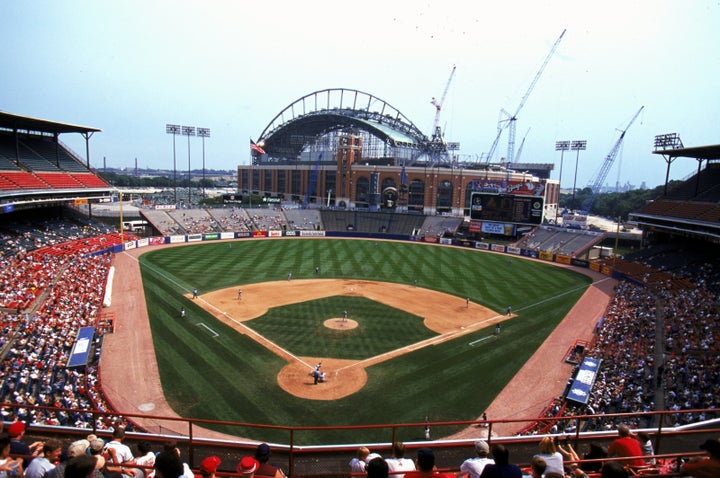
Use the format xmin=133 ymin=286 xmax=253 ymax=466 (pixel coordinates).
xmin=123 ymin=238 xmax=593 ymax=444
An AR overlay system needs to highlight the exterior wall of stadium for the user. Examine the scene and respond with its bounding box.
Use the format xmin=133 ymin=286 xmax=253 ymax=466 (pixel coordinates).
xmin=238 ymin=162 xmax=560 ymax=219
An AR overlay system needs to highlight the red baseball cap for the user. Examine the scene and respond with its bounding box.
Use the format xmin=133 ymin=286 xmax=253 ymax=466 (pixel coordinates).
xmin=237 ymin=456 xmax=259 ymax=475
xmin=7 ymin=422 xmax=25 ymax=437
xmin=200 ymin=456 xmax=221 ymax=474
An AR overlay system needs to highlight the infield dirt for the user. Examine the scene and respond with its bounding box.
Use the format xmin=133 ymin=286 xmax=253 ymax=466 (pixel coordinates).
xmin=195 ymin=278 xmax=503 ymax=401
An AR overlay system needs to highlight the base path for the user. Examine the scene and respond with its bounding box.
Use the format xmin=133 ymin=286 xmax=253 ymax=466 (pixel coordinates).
xmin=102 ymin=244 xmax=615 ymax=438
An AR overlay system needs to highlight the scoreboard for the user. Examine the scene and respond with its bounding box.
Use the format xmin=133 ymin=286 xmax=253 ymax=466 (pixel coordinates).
xmin=470 ymin=192 xmax=544 ymax=224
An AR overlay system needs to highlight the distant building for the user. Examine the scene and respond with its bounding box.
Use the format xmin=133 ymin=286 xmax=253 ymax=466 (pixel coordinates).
xmin=238 ymin=134 xmax=559 ymax=220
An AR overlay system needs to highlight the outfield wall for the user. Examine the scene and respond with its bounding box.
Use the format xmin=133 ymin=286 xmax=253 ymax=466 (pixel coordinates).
xmin=103 ymin=229 xmax=599 ymax=275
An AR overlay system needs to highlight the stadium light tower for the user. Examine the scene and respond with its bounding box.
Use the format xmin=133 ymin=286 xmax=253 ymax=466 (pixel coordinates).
xmin=166 ymin=124 xmax=181 ymax=204
xmin=182 ymin=126 xmax=196 ymax=204
xmin=555 ymin=140 xmax=570 ymax=190
xmin=653 ymin=133 xmax=684 ymax=196
xmin=197 ymin=128 xmax=211 ymax=200
xmin=570 ymin=140 xmax=587 ymax=211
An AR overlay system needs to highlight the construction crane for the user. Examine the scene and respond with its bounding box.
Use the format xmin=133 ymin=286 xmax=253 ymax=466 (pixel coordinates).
xmin=581 ymin=106 xmax=644 ymax=212
xmin=486 ymin=29 xmax=566 ymax=164
xmin=514 ymin=128 xmax=531 ymax=163
xmin=430 ymin=65 xmax=456 ymax=143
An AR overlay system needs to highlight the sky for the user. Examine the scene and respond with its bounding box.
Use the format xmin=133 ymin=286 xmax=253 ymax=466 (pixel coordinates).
xmin=2 ymin=0 xmax=719 ymax=190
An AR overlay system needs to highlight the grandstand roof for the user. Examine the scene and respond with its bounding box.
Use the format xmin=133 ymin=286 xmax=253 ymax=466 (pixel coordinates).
xmin=0 ymin=111 xmax=101 ymax=134
xmin=654 ymin=144 xmax=720 ymax=160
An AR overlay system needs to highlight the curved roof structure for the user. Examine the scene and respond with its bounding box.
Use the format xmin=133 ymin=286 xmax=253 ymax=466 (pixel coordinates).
xmin=256 ymin=88 xmax=437 ymax=162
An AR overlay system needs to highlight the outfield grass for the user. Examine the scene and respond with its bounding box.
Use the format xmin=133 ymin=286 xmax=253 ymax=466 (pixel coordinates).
xmin=139 ymin=238 xmax=591 ymax=443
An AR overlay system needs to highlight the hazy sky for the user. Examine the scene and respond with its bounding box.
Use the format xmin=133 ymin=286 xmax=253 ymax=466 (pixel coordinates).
xmin=2 ymin=1 xmax=719 ymax=189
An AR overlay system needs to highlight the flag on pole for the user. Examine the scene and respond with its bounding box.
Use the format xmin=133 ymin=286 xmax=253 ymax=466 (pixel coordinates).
xmin=250 ymin=139 xmax=266 ymax=155
xmin=401 ymin=163 xmax=408 ymax=185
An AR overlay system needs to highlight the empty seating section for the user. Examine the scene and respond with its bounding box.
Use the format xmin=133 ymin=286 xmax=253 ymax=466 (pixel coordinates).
xmin=0 ymin=134 xmax=107 ymax=191
xmin=0 ymin=155 xmax=21 ymax=171
xmin=283 ymin=208 xmax=323 ymax=230
xmin=16 ymin=142 xmax=61 ymax=171
xmin=514 ymin=226 xmax=606 ymax=257
xmin=318 ymin=210 xmax=425 ymax=234
xmin=665 ymin=163 xmax=720 ymax=201
xmin=34 ymin=172 xmax=84 ymax=188
xmin=391 ymin=213 xmax=426 ymax=234
xmin=71 ymin=172 xmax=109 ymax=187
xmin=0 ymin=170 xmax=108 ymax=191
xmin=640 ymin=199 xmax=720 ymax=222
xmin=0 ymin=174 xmax=18 ymax=190
xmin=418 ymin=216 xmax=463 ymax=237
xmin=0 ymin=171 xmax=49 ymax=189
xmin=0 ymin=140 xmax=20 ymax=164
xmin=23 ymin=137 xmax=90 ymax=172
xmin=141 ymin=209 xmax=184 ymax=235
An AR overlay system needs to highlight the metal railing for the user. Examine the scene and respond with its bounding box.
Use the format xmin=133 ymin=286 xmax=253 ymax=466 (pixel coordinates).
xmin=4 ymin=403 xmax=718 ymax=477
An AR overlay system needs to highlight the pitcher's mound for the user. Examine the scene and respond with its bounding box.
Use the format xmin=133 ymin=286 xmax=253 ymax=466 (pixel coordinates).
xmin=324 ymin=318 xmax=358 ymax=330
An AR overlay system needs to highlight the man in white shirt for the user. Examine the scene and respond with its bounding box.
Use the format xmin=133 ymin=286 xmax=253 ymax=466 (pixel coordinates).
xmin=105 ymin=428 xmax=138 ymax=478
xmin=460 ymin=440 xmax=495 ymax=478
xmin=385 ymin=442 xmax=416 ymax=478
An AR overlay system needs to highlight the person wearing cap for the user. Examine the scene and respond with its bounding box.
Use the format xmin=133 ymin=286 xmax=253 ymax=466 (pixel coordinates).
xmin=477 ymin=444 xmax=522 ymax=478
xmin=680 ymin=438 xmax=720 ymax=478
xmin=607 ymin=424 xmax=644 ymax=467
xmin=24 ymin=439 xmax=62 ymax=478
xmin=385 ymin=442 xmax=415 ymax=478
xmin=403 ymin=448 xmax=454 ymax=478
xmin=254 ymin=443 xmax=285 ymax=478
xmin=7 ymin=421 xmax=41 ymax=467
xmin=237 ymin=456 xmax=259 ymax=478
xmin=460 ymin=440 xmax=494 ymax=478
xmin=195 ymin=456 xmax=221 ymax=478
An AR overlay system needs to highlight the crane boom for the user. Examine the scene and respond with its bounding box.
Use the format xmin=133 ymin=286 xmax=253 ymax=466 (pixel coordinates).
xmin=507 ymin=29 xmax=565 ymax=164
xmin=484 ymin=30 xmax=565 ymax=163
xmin=430 ymin=65 xmax=456 ymax=141
xmin=582 ymin=106 xmax=644 ymax=212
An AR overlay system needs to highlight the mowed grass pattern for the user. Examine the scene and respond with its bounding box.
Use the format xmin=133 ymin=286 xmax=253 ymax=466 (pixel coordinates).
xmin=250 ymin=296 xmax=433 ymax=360
xmin=139 ymin=238 xmax=592 ymax=443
